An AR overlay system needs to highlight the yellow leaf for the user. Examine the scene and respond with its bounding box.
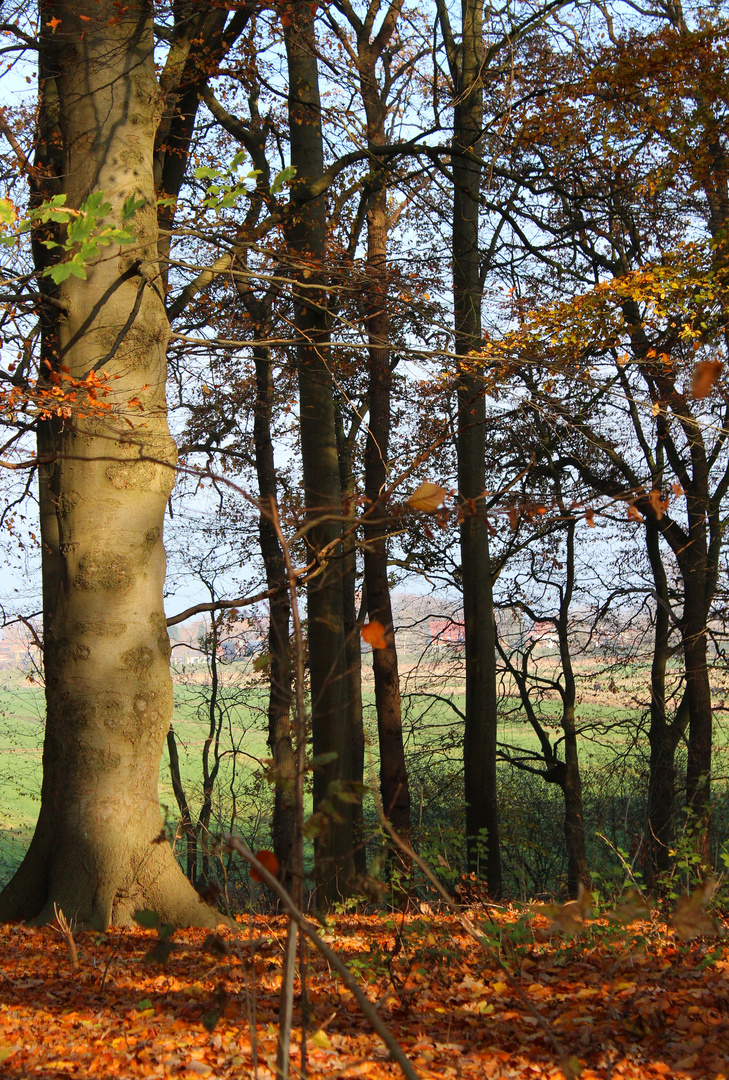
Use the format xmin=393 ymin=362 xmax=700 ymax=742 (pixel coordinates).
xmin=492 ymin=981 xmax=508 ymax=993
xmin=312 ymin=1030 xmax=332 ymax=1049
xmin=408 ymin=481 xmax=446 ymax=512
xmin=0 ymin=198 xmax=16 ymax=226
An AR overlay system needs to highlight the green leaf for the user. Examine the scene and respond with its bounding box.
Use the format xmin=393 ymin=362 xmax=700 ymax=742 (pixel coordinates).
xmin=137 ymin=998 xmax=153 ymax=1010
xmin=194 ymin=166 xmax=221 ymax=180
xmin=122 ymin=194 xmax=147 ymax=220
xmin=80 ymin=192 xmax=112 ymax=217
xmin=0 ymin=235 xmax=16 ymax=248
xmin=46 ymin=261 xmax=86 ymax=284
xmin=271 ymin=164 xmax=296 ymax=195
xmin=253 ymin=652 xmax=271 ymax=671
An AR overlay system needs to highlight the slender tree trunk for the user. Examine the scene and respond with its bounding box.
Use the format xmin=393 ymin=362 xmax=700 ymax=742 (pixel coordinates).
xmin=556 ymin=521 xmax=589 ymax=896
xmin=336 ymin=420 xmax=367 ymax=878
xmin=167 ymin=727 xmax=197 ymax=882
xmin=283 ymin=5 xmax=353 ymax=904
xmin=0 ymin=0 xmax=218 ymax=929
xmin=681 ymin=555 xmax=712 ymax=861
xmin=644 ymin=518 xmax=689 ymax=884
xmin=253 ymin=345 xmax=295 ymax=890
xmin=363 ymin=184 xmax=411 ymax=852
xmin=441 ymin=0 xmax=501 ymax=892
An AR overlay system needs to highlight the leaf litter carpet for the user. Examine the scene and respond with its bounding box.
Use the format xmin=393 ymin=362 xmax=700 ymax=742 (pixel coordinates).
xmin=0 ymin=913 xmax=727 ymax=1079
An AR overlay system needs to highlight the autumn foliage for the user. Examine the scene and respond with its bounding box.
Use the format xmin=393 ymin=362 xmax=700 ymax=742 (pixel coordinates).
xmin=1 ymin=909 xmax=728 ymax=1079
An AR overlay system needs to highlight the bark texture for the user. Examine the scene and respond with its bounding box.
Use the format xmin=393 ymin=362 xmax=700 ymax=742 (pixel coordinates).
xmin=438 ymin=0 xmax=501 ymax=892
xmin=253 ymin=345 xmax=295 ymax=888
xmin=0 ymin=0 xmax=218 ymax=930
xmin=283 ymin=4 xmax=354 ymax=904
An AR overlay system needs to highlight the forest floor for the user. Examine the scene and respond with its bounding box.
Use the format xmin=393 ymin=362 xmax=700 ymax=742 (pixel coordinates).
xmin=0 ymin=908 xmax=727 ymax=1080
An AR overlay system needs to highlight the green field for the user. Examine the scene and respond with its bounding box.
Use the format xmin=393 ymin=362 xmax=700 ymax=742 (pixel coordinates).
xmin=2 ymin=662 xmax=728 ymax=895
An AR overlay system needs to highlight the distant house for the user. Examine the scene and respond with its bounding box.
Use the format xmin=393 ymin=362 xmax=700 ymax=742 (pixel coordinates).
xmin=529 ymin=620 xmax=558 ymax=646
xmin=0 ymin=626 xmax=39 ymax=669
xmin=429 ymin=618 xmax=465 ymax=648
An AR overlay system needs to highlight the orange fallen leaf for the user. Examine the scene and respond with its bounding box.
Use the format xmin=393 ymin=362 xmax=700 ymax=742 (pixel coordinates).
xmin=250 ymin=849 xmax=279 ymax=882
xmin=362 ymin=620 xmax=388 ymax=650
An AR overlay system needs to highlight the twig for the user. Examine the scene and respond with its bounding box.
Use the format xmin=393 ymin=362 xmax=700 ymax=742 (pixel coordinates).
xmin=53 ymin=904 xmax=79 ymax=972
xmin=226 ymin=838 xmax=420 ymax=1080
xmin=99 ymin=946 xmax=119 ymax=996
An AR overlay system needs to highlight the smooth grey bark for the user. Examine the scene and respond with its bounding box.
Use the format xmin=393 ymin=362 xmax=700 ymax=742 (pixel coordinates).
xmin=0 ymin=0 xmax=218 ymax=929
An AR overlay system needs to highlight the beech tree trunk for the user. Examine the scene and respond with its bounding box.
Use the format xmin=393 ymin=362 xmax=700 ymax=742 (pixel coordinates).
xmin=438 ymin=0 xmax=501 ymax=892
xmin=283 ymin=4 xmax=354 ymax=904
xmin=0 ymin=0 xmax=218 ymax=930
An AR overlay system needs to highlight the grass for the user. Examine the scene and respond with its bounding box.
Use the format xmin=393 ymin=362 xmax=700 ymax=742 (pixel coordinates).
xmin=2 ymin=656 xmax=729 ymax=897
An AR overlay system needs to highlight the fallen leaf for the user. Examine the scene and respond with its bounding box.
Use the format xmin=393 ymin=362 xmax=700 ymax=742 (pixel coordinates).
xmin=250 ymin=849 xmax=279 ymax=882
xmin=361 ymin=621 xmax=388 ymax=650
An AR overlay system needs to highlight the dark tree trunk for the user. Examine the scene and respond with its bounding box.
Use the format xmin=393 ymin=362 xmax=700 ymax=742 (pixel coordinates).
xmin=283 ymin=4 xmax=353 ymax=904
xmin=363 ymin=187 xmax=411 ymax=852
xmin=167 ymin=728 xmax=197 ymax=882
xmin=0 ymin=0 xmax=218 ymax=930
xmin=557 ymin=521 xmax=590 ymax=897
xmin=351 ymin=7 xmax=412 ymax=867
xmin=253 ymin=345 xmax=296 ymax=891
xmin=644 ymin=518 xmax=688 ymax=884
xmin=438 ymin=0 xmax=501 ymax=893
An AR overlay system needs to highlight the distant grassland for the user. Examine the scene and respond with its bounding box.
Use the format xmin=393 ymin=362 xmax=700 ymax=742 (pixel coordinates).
xmin=2 ymin=657 xmax=729 ymax=887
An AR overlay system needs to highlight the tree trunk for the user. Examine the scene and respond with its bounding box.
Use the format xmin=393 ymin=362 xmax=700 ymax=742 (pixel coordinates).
xmin=283 ymin=4 xmax=354 ymax=904
xmin=440 ymin=0 xmax=501 ymax=892
xmin=0 ymin=0 xmax=218 ymax=930
xmin=644 ymin=518 xmax=688 ymax=884
xmin=555 ymin=521 xmax=589 ymax=896
xmin=682 ymin=561 xmax=713 ymax=861
xmin=363 ymin=185 xmax=411 ymax=854
xmin=253 ymin=346 xmax=296 ymax=891
xmin=336 ymin=415 xmax=367 ymax=879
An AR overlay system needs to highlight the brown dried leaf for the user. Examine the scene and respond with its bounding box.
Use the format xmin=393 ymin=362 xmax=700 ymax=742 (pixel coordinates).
xmin=691 ymin=359 xmax=723 ymax=399
xmin=670 ymin=876 xmax=720 ymax=940
xmin=407 ymin=481 xmax=447 ymax=513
